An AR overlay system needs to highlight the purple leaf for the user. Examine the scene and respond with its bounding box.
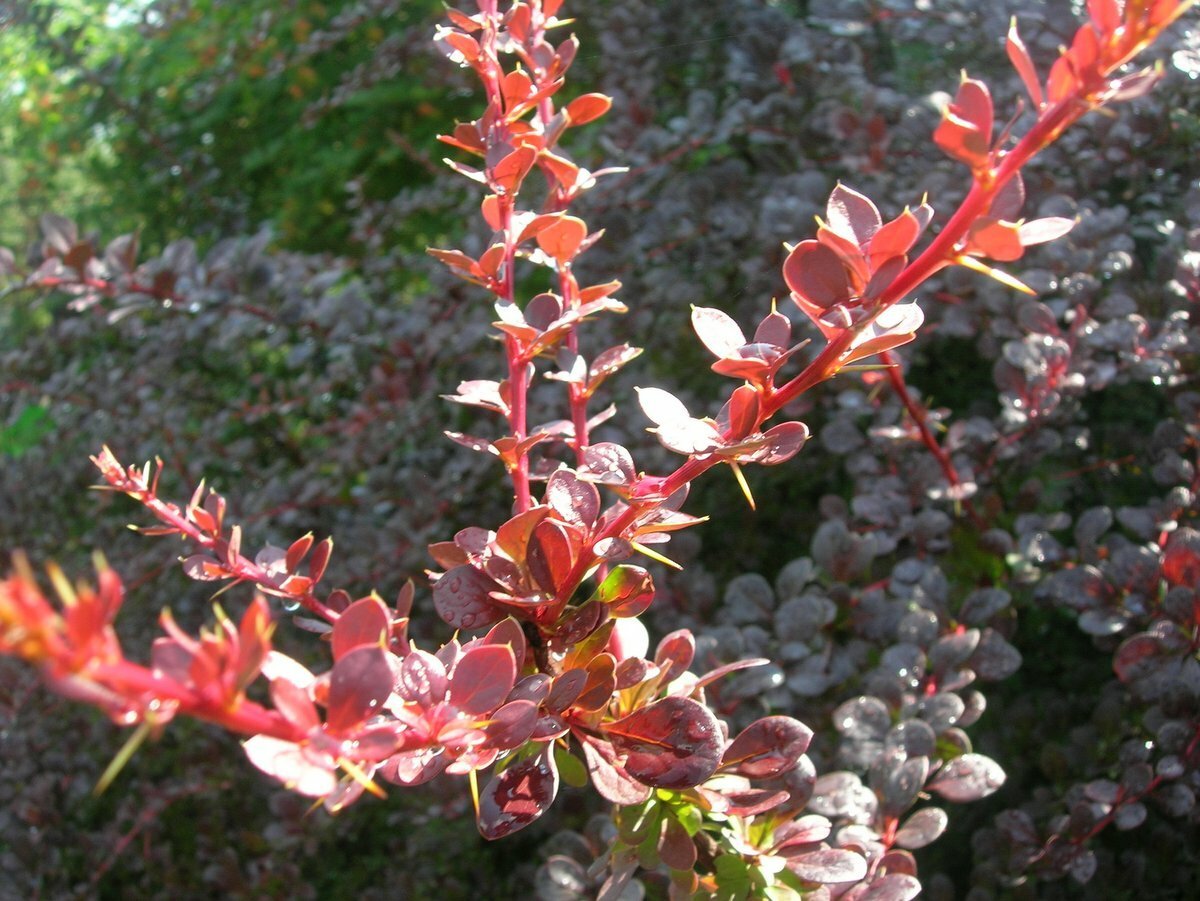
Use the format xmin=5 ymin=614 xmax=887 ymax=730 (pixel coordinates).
xmin=433 ymin=564 xmax=503 ymax=631
xmin=893 ymin=807 xmax=948 ymax=849
xmin=928 ymin=753 xmax=1006 ymax=802
xmin=721 ymin=715 xmax=814 ymax=778
xmin=754 ymin=308 xmax=792 ymax=347
xmin=658 ymin=816 xmax=697 ymax=871
xmin=579 ymin=442 xmax=636 ymax=487
xmin=786 ymin=848 xmax=868 ymax=884
xmin=484 ymin=699 xmax=539 ymax=749
xmin=477 ymin=746 xmax=560 ymax=840
xmin=579 ymin=734 xmax=652 ymax=805
xmin=546 ymin=469 xmax=600 ymax=527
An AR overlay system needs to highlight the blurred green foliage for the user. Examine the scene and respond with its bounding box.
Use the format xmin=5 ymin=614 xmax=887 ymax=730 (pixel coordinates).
xmin=0 ymin=0 xmax=456 ymax=253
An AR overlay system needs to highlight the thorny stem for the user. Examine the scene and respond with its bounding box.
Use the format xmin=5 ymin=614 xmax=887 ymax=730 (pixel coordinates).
xmin=550 ymin=36 xmax=1164 ymax=613
xmin=96 ymin=457 xmax=340 ymax=622
xmin=82 ymin=659 xmax=307 ymax=742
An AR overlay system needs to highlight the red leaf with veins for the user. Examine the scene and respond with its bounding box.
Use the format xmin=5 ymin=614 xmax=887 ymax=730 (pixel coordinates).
xmin=602 ymin=696 xmax=723 ymax=789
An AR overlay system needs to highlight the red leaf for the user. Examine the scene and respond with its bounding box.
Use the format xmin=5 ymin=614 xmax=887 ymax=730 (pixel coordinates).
xmin=309 ymin=537 xmax=333 ymax=584
xmin=489 ymin=145 xmax=536 ymax=193
xmin=721 ymin=716 xmax=814 ymax=779
xmin=868 ymin=208 xmax=926 ymax=262
xmin=270 ymin=675 xmax=321 ymax=732
xmin=969 ymin=219 xmax=1025 ymax=261
xmin=477 ymin=745 xmax=559 ymax=839
xmin=492 ymin=508 xmax=547 ymax=562
xmin=933 ymin=78 xmax=994 ymax=170
xmin=693 ymin=657 xmax=770 ymax=690
xmin=783 ymin=241 xmax=854 ymax=311
xmin=528 ymin=518 xmax=579 ymax=597
xmin=483 ymin=617 xmax=526 ymax=669
xmin=1007 ymin=20 xmax=1044 ymax=109
xmin=720 ymin=385 xmax=761 ymax=440
xmin=564 ymin=92 xmax=612 ymax=126
xmin=692 ymin=306 xmax=747 ymax=359
xmin=575 ymin=653 xmax=617 ymax=711
xmin=449 ymin=644 xmax=517 ymax=715
xmin=326 ymin=645 xmax=394 ymax=733
xmin=331 ymin=596 xmax=391 ymax=661
xmin=397 ymin=648 xmax=448 ymax=707
xmin=285 ymin=533 xmax=314 ymax=571
xmin=654 ymin=630 xmax=695 ymax=684
xmin=1163 ymin=529 xmax=1200 ymax=587
xmin=602 ymin=696 xmax=723 ymax=789
xmin=536 ymin=215 xmax=588 ymax=262
xmin=826 ymin=183 xmax=882 ymax=248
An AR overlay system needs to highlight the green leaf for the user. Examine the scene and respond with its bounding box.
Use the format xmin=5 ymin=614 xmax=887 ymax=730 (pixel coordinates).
xmin=714 ymin=854 xmax=751 ymax=901
xmin=553 ymin=744 xmax=588 ymax=788
xmin=0 ymin=404 xmax=55 ymax=457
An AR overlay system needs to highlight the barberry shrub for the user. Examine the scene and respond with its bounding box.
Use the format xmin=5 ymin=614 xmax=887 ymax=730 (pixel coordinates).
xmin=1 ymin=0 xmax=1197 ymax=897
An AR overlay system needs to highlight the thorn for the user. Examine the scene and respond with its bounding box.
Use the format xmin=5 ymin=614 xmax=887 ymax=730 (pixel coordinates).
xmin=956 ymin=254 xmax=1036 ymax=295
xmin=338 ymin=757 xmax=387 ymax=800
xmin=95 ymin=719 xmax=154 ymax=796
xmin=469 ymin=767 xmax=481 ymax=822
xmin=629 ymin=541 xmax=683 ymax=571
xmin=729 ymin=462 xmax=756 ymax=511
xmin=46 ymin=562 xmax=77 ymax=608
